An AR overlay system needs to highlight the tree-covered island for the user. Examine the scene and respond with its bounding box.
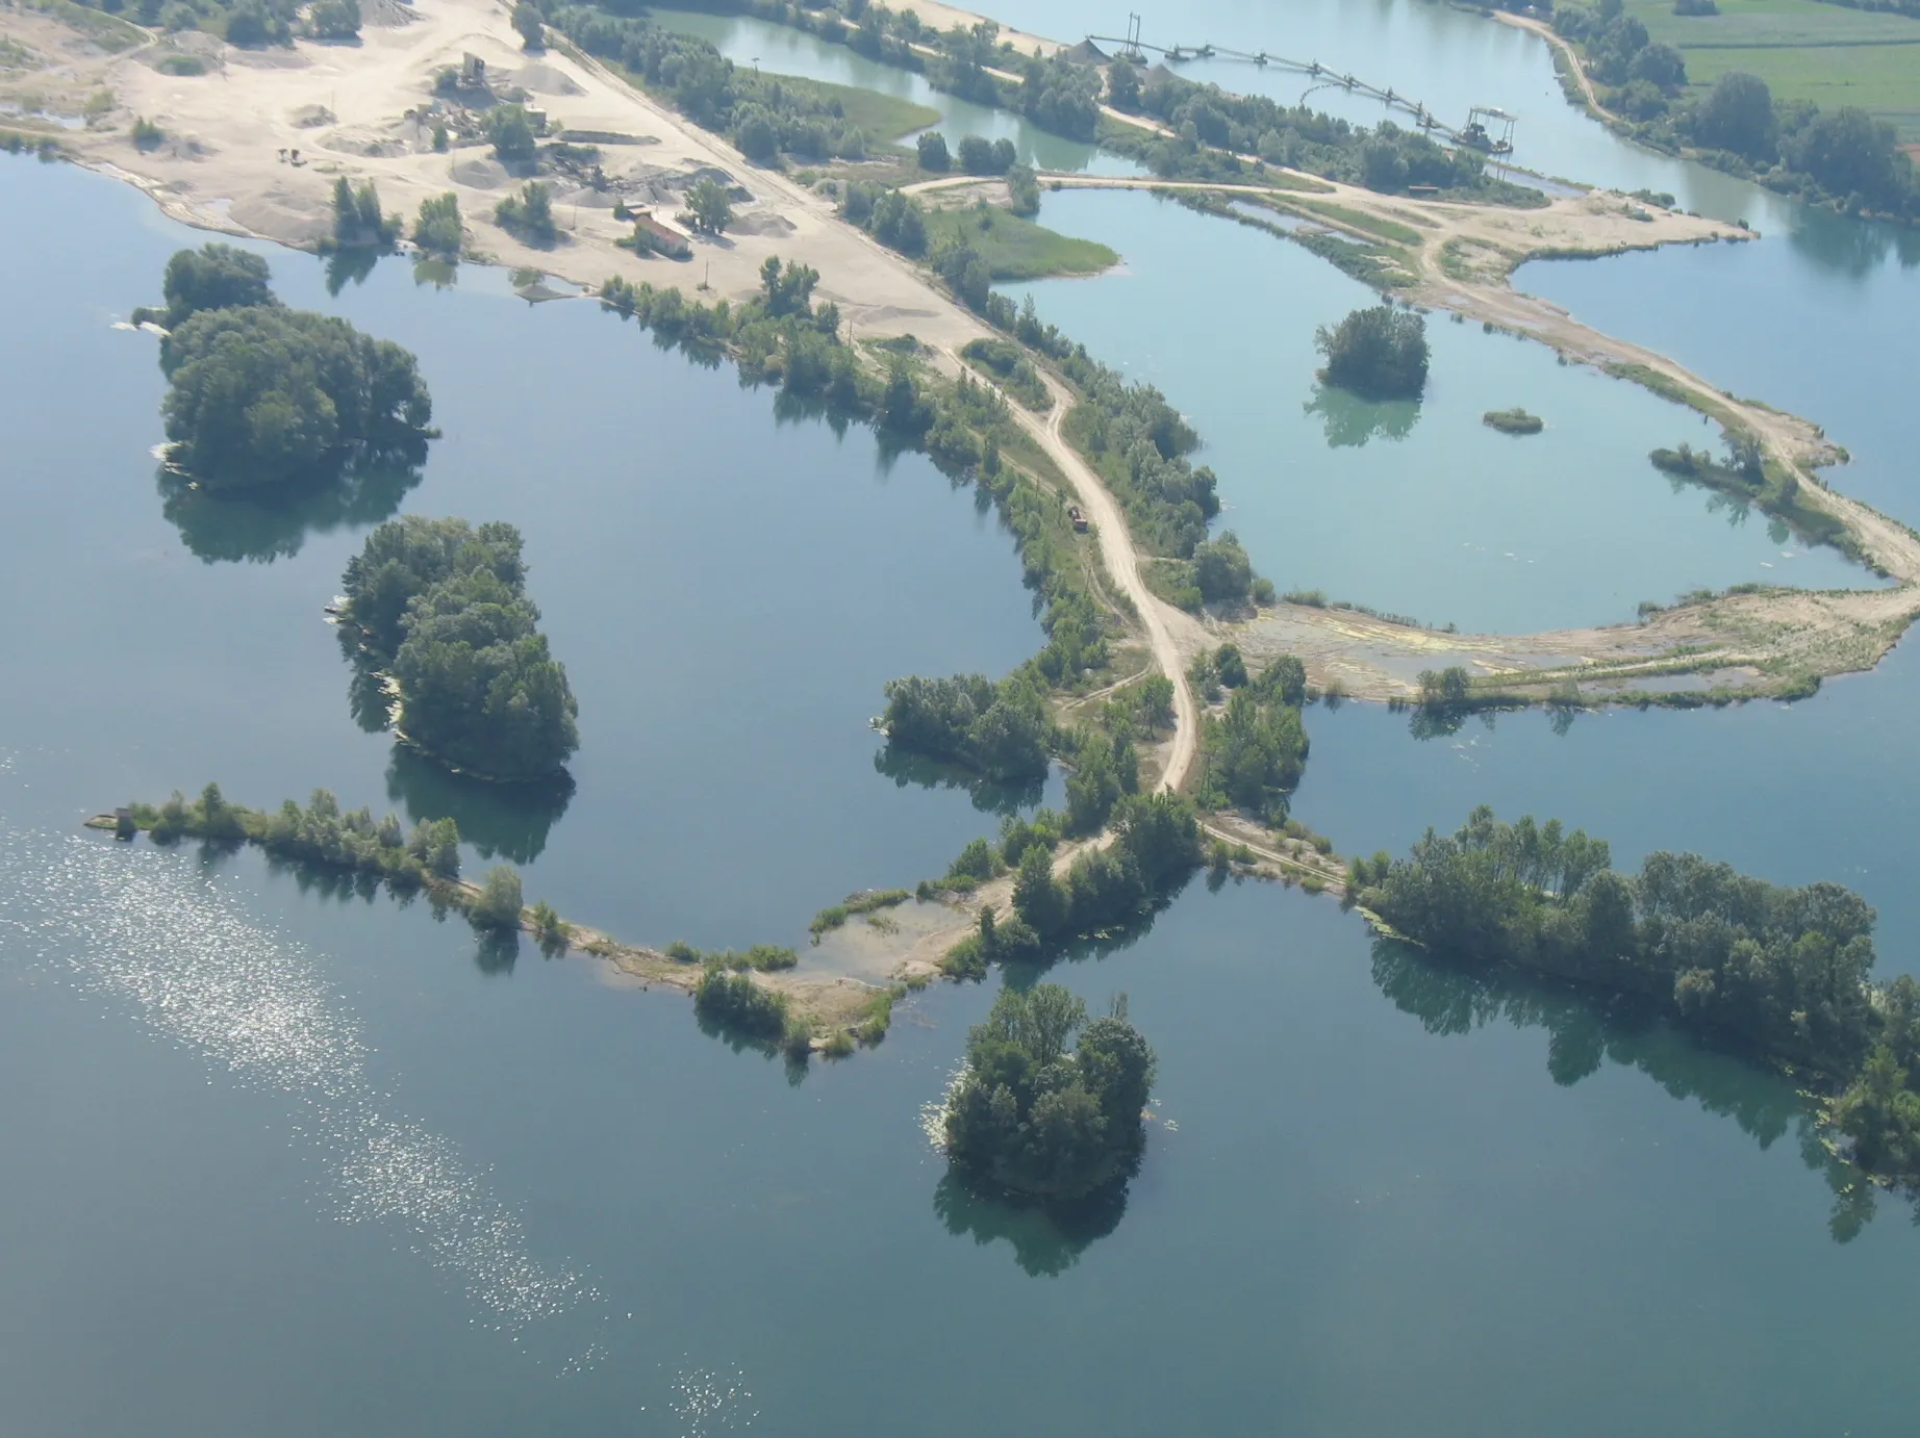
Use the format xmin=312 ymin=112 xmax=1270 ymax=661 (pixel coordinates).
xmin=145 ymin=244 xmax=434 ymax=489
xmin=1356 ymin=807 xmax=1920 ymax=1189
xmin=339 ymin=516 xmax=579 ymax=781
xmin=944 ymin=985 xmax=1156 ymax=1200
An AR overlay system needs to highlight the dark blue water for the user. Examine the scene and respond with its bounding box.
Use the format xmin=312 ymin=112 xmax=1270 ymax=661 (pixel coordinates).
xmin=0 ymin=158 xmax=1054 ymax=952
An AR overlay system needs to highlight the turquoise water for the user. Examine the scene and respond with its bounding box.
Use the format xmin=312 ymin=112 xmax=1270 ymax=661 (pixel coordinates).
xmin=651 ymin=7 xmax=1147 ymax=175
xmin=1002 ymin=188 xmax=1868 ymax=632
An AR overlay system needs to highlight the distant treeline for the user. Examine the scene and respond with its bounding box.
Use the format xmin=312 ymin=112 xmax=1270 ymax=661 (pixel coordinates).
xmin=1545 ymin=2 xmax=1917 ymax=219
xmin=601 ymin=255 xmax=1115 ymax=693
xmin=1357 ymin=806 xmax=1920 ymax=1186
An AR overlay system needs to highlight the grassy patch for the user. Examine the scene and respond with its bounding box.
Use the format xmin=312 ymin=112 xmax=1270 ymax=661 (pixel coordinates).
xmin=1280 ymin=197 xmax=1426 ymax=246
xmin=923 ymin=203 xmax=1117 ymax=280
xmin=808 ymin=887 xmax=911 ymax=940
xmin=772 ymin=73 xmax=940 ymax=142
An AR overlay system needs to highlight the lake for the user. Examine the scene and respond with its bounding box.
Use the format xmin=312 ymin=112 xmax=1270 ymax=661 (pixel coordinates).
xmin=6 ymin=5 xmax=1920 ymax=1431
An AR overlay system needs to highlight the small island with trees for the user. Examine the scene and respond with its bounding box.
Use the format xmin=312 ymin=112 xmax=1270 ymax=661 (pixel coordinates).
xmin=338 ymin=516 xmax=580 ymax=781
xmin=1353 ymin=806 xmax=1920 ymax=1190
xmin=141 ymin=244 xmax=435 ymax=490
xmin=1315 ymin=304 xmax=1431 ymax=400
xmin=943 ymin=985 xmax=1156 ymax=1201
xmin=1482 ymin=407 xmax=1544 ymax=435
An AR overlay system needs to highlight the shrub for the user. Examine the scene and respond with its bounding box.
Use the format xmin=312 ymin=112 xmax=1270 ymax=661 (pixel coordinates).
xmin=470 ymin=865 xmax=525 ymax=930
xmin=694 ymin=970 xmax=789 ymax=1040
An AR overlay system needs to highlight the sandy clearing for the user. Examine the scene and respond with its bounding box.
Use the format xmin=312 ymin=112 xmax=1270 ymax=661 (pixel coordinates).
xmin=55 ymin=0 xmax=992 ymax=354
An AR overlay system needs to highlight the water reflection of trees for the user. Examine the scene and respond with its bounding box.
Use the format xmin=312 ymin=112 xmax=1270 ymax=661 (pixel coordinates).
xmin=932 ymin=1167 xmax=1130 ymax=1277
xmin=1788 ymin=206 xmax=1920 ymax=280
xmin=1303 ymin=382 xmax=1420 ymax=448
xmin=323 ymin=244 xmax=380 ymax=296
xmin=1368 ymin=935 xmax=1883 ymax=1243
xmin=385 ymin=745 xmax=575 ymax=863
xmin=928 ymin=888 xmax=1185 ymax=1269
xmin=158 ymin=458 xmax=423 ymax=564
xmin=872 ymin=745 xmax=1047 ymax=818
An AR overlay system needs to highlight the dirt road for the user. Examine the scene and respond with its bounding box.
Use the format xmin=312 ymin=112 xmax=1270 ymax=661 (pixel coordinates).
xmin=953 ymin=353 xmax=1204 ymax=793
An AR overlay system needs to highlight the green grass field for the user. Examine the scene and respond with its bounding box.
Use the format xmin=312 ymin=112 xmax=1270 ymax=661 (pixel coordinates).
xmin=773 ymin=74 xmax=939 ymax=142
xmin=1624 ymin=0 xmax=1920 ymax=140
xmin=923 ymin=203 xmax=1120 ymax=280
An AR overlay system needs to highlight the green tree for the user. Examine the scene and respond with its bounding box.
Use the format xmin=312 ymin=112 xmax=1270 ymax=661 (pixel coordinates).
xmin=1689 ymin=71 xmax=1775 ymax=160
xmin=341 ymin=518 xmax=579 ymax=780
xmin=470 ymin=864 xmax=525 ymax=929
xmin=734 ymin=108 xmax=779 ymax=163
xmin=1012 ymin=843 xmax=1069 ymax=939
xmin=942 ymin=983 xmax=1156 ymax=1199
xmin=412 ymin=192 xmax=463 ymax=257
xmin=1191 ymin=531 xmax=1253 ymax=605
xmin=511 ymin=1 xmax=544 ymax=49
xmin=1315 ymin=306 xmax=1429 ymax=400
xmin=916 ymin=130 xmax=951 ymax=171
xmin=333 ymin=178 xmax=398 ymax=249
xmin=159 ymin=305 xmax=433 ymax=489
xmin=487 ymin=104 xmax=538 ymax=163
xmin=687 ymin=176 xmax=734 ymax=234
xmin=309 ymin=0 xmax=360 ymax=40
xmin=160 ymin=243 xmax=277 ymax=327
xmin=494 ymin=182 xmax=558 ymax=245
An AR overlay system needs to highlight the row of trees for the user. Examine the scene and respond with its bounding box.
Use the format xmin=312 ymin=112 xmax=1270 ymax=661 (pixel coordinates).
xmin=1105 ymin=59 xmax=1519 ymax=198
xmin=150 ymin=245 xmax=434 ymax=491
xmin=1550 ymin=3 xmax=1918 ymax=217
xmin=1197 ymin=652 xmax=1310 ymax=824
xmin=1361 ymin=804 xmax=1920 ymax=1185
xmin=548 ymin=6 xmax=881 ymax=166
xmin=339 ymin=517 xmax=580 ymax=780
xmin=880 ymin=672 xmax=1053 ymax=782
xmin=1011 ymin=792 xmax=1204 ymax=945
xmin=1361 ymin=806 xmax=1881 ymax=1075
xmin=599 ymin=260 xmax=1114 ymax=694
xmin=129 ymin=784 xmax=535 ymax=936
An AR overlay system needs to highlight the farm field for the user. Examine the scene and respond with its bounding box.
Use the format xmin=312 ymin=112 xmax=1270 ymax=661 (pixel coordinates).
xmin=1623 ymin=0 xmax=1920 ymax=139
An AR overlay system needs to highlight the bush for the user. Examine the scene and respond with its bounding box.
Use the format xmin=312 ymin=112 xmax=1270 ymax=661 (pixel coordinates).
xmin=470 ymin=865 xmax=525 ymax=930
xmin=495 ymin=182 xmax=558 ymax=246
xmin=1483 ymin=407 xmax=1543 ymax=435
xmin=916 ymin=130 xmax=950 ymax=171
xmin=487 ymin=104 xmax=539 ymax=163
xmin=694 ymin=970 xmax=789 ymax=1040
xmin=412 ymin=192 xmax=463 ymax=257
xmin=1192 ymin=531 xmax=1253 ymax=605
xmin=309 ymin=0 xmax=360 ymax=40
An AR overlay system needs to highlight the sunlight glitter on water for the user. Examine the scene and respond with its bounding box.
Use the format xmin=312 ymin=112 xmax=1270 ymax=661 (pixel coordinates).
xmin=0 ymin=820 xmax=597 ymax=1336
